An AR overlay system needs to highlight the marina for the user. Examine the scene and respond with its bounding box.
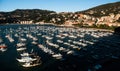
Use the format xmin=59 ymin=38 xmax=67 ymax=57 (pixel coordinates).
xmin=0 ymin=24 xmax=120 ymax=71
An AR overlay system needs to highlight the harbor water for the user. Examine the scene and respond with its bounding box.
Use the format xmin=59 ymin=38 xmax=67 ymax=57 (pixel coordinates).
xmin=0 ymin=24 xmax=120 ymax=71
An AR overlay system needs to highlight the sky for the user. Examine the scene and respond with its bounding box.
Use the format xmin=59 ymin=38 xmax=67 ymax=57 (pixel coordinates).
xmin=0 ymin=0 xmax=120 ymax=12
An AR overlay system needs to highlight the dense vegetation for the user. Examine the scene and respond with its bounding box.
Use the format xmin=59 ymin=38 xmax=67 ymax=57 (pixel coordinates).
xmin=0 ymin=9 xmax=65 ymax=24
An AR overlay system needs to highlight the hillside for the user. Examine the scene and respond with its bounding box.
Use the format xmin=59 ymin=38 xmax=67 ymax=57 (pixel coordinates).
xmin=76 ymin=2 xmax=120 ymax=17
xmin=0 ymin=1 xmax=120 ymax=27
xmin=0 ymin=9 xmax=65 ymax=24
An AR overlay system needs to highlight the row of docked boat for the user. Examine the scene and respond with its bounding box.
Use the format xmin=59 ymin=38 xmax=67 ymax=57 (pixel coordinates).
xmin=38 ymin=44 xmax=62 ymax=59
xmin=46 ymin=40 xmax=59 ymax=48
xmin=16 ymin=47 xmax=42 ymax=67
xmin=15 ymin=36 xmax=42 ymax=68
xmin=5 ymin=34 xmax=14 ymax=43
xmin=16 ymin=52 xmax=42 ymax=67
xmin=0 ymin=25 xmax=113 ymax=68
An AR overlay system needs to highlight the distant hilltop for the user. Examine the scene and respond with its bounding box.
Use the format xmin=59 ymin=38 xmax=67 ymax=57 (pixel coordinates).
xmin=0 ymin=1 xmax=120 ymax=27
xmin=76 ymin=2 xmax=120 ymax=17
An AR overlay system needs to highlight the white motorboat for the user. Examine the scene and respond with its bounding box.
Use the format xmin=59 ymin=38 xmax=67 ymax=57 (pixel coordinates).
xmin=17 ymin=52 xmax=42 ymax=67
xmin=46 ymin=40 xmax=59 ymax=48
xmin=20 ymin=52 xmax=30 ymax=57
xmin=17 ymin=43 xmax=26 ymax=47
xmin=22 ymin=62 xmax=41 ymax=67
xmin=31 ymin=41 xmax=38 ymax=45
xmin=17 ymin=56 xmax=37 ymax=62
xmin=67 ymin=50 xmax=74 ymax=55
xmin=52 ymin=53 xmax=62 ymax=59
xmin=17 ymin=47 xmax=26 ymax=51
xmin=57 ymin=40 xmax=63 ymax=43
